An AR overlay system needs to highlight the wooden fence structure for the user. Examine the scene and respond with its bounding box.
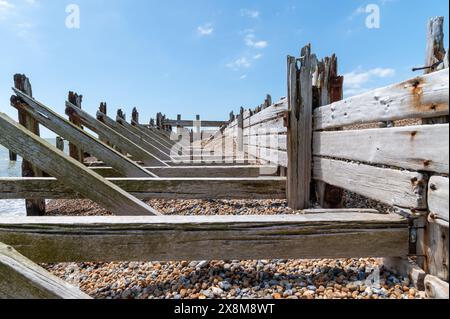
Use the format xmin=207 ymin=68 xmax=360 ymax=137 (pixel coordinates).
xmin=0 ymin=17 xmax=448 ymax=299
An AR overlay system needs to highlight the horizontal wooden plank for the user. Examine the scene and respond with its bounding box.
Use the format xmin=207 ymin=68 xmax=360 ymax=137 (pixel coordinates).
xmin=313 ymin=157 xmax=427 ymax=209
xmin=246 ymin=145 xmax=288 ymax=167
xmin=314 ymin=69 xmax=449 ymax=130
xmin=428 ymin=176 xmax=449 ymax=224
xmin=0 ymin=113 xmax=160 ymax=216
xmin=91 ymin=165 xmax=279 ymax=178
xmin=243 ymin=100 xmax=288 ymax=129
xmin=425 ymin=274 xmax=449 ymax=299
xmin=247 ymin=134 xmax=287 ymax=151
xmin=162 ymin=120 xmax=228 ymax=127
xmin=244 ymin=117 xmax=287 ymax=137
xmin=0 ymin=213 xmax=408 ymax=263
xmin=0 ymin=177 xmax=287 ymax=200
xmin=313 ymin=124 xmax=449 ymax=174
xmin=0 ymin=243 xmax=91 ymax=299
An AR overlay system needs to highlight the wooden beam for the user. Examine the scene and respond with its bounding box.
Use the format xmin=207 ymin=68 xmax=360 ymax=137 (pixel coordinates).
xmin=428 ymin=176 xmax=449 ymax=224
xmin=425 ymin=274 xmax=449 ymax=299
xmin=425 ymin=16 xmax=447 ymax=74
xmin=0 ymin=243 xmax=91 ymax=299
xmin=90 ymin=165 xmax=279 ymax=178
xmin=97 ymin=111 xmax=171 ymax=161
xmin=0 ymin=113 xmax=161 ymax=216
xmin=0 ymin=177 xmax=287 ymax=200
xmin=65 ymin=102 xmax=168 ymax=167
xmin=313 ymin=124 xmax=449 ymax=174
xmin=314 ymin=69 xmax=449 ymax=130
xmin=313 ymin=157 xmax=428 ymax=209
xmin=163 ymin=119 xmax=228 ymax=127
xmin=11 ymin=89 xmax=157 ymax=178
xmin=0 ymin=212 xmax=408 ymax=263
xmin=67 ymin=92 xmax=84 ymax=162
xmin=287 ymin=45 xmax=314 ymax=209
xmin=13 ymin=74 xmax=46 ymax=216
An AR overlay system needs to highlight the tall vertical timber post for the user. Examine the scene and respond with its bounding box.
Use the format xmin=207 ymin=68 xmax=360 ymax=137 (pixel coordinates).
xmin=67 ymin=92 xmax=84 ymax=162
xmin=13 ymin=74 xmax=46 ymax=216
xmin=422 ymin=17 xmax=449 ymax=287
xmin=287 ymin=45 xmax=313 ymax=210
xmin=313 ymin=55 xmax=345 ymax=208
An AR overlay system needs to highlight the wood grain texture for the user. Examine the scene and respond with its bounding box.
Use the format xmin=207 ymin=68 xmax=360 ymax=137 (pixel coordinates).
xmin=0 ymin=243 xmax=91 ymax=299
xmin=12 ymin=89 xmax=156 ymax=178
xmin=425 ymin=274 xmax=449 ymax=299
xmin=313 ymin=124 xmax=449 ymax=174
xmin=91 ymin=165 xmax=279 ymax=178
xmin=314 ymin=69 xmax=449 ymax=130
xmin=65 ymin=102 xmax=167 ymax=167
xmin=428 ymin=176 xmax=449 ymax=224
xmin=0 ymin=213 xmax=408 ymax=263
xmin=313 ymin=157 xmax=427 ymax=209
xmin=67 ymin=92 xmax=84 ymax=163
xmin=287 ymin=45 xmax=314 ymax=209
xmin=13 ymin=74 xmax=46 ymax=216
xmin=0 ymin=113 xmax=161 ymax=216
xmin=0 ymin=177 xmax=286 ymax=200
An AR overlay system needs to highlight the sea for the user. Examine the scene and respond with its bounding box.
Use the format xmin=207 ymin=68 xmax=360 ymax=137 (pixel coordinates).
xmin=0 ymin=139 xmax=68 ymax=217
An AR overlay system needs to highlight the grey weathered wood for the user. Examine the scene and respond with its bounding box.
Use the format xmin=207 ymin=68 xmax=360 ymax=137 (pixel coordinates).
xmin=0 ymin=177 xmax=287 ymax=200
xmin=9 ymin=150 xmax=17 ymax=162
xmin=313 ymin=124 xmax=449 ymax=174
xmin=0 ymin=213 xmax=408 ymax=263
xmin=116 ymin=115 xmax=174 ymax=156
xmin=0 ymin=243 xmax=91 ymax=299
xmin=13 ymin=74 xmax=46 ymax=217
xmin=428 ymin=176 xmax=449 ymax=224
xmin=246 ymin=145 xmax=287 ymax=167
xmin=425 ymin=274 xmax=449 ymax=299
xmin=65 ymin=102 xmax=168 ymax=167
xmin=97 ymin=111 xmax=171 ymax=161
xmin=314 ymin=69 xmax=449 ymax=130
xmin=67 ymin=92 xmax=84 ymax=162
xmin=425 ymin=222 xmax=449 ymax=281
xmin=11 ymin=89 xmax=157 ymax=178
xmin=313 ymin=157 xmax=427 ymax=209
xmin=0 ymin=113 xmax=161 ymax=216
xmin=90 ymin=165 xmax=279 ymax=178
xmin=425 ymin=17 xmax=447 ymax=74
xmin=56 ymin=137 xmax=64 ymax=152
xmin=287 ymin=45 xmax=314 ymax=209
xmin=163 ymin=119 xmax=228 ymax=127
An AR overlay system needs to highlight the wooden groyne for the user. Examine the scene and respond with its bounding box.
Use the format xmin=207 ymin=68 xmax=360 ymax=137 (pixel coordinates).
xmin=0 ymin=17 xmax=448 ymax=299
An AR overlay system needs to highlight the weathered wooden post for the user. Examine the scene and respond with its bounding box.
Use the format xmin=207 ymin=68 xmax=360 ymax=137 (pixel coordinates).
xmin=286 ymin=45 xmax=314 ymax=210
xmin=13 ymin=74 xmax=46 ymax=216
xmin=237 ymin=107 xmax=244 ymax=153
xmin=67 ymin=92 xmax=84 ymax=163
xmin=421 ymin=16 xmax=449 ymax=296
xmin=56 ymin=137 xmax=65 ymax=152
xmin=9 ymin=150 xmax=17 ymax=162
xmin=131 ymin=108 xmax=139 ymax=126
xmin=313 ymin=55 xmax=345 ymax=208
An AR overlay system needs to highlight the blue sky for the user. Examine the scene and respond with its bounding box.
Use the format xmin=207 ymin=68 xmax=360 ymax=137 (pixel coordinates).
xmin=0 ymin=0 xmax=448 ymax=137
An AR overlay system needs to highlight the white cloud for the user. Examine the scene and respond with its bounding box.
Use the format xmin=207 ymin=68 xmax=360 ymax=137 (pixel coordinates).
xmin=226 ymin=57 xmax=251 ymax=71
xmin=197 ymin=23 xmax=214 ymax=36
xmin=253 ymin=53 xmax=263 ymax=60
xmin=245 ymin=33 xmax=268 ymax=49
xmin=0 ymin=0 xmax=13 ymax=11
xmin=344 ymin=67 xmax=396 ymax=96
xmin=240 ymin=74 xmax=247 ymax=80
xmin=241 ymin=9 xmax=260 ymax=18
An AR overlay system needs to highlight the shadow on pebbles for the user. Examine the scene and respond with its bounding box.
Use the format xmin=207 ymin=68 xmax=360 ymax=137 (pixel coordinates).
xmin=42 ymin=199 xmax=425 ymax=299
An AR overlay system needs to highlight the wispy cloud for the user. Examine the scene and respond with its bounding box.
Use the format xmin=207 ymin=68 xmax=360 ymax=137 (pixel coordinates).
xmin=0 ymin=0 xmax=14 ymax=19
xmin=241 ymin=9 xmax=260 ymax=18
xmin=240 ymin=74 xmax=248 ymax=80
xmin=244 ymin=32 xmax=268 ymax=49
xmin=197 ymin=23 xmax=214 ymax=36
xmin=226 ymin=57 xmax=251 ymax=71
xmin=344 ymin=67 xmax=396 ymax=96
xmin=253 ymin=53 xmax=263 ymax=60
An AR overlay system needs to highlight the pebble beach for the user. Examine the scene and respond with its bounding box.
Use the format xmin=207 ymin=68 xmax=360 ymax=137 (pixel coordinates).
xmin=41 ymin=198 xmax=426 ymax=300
